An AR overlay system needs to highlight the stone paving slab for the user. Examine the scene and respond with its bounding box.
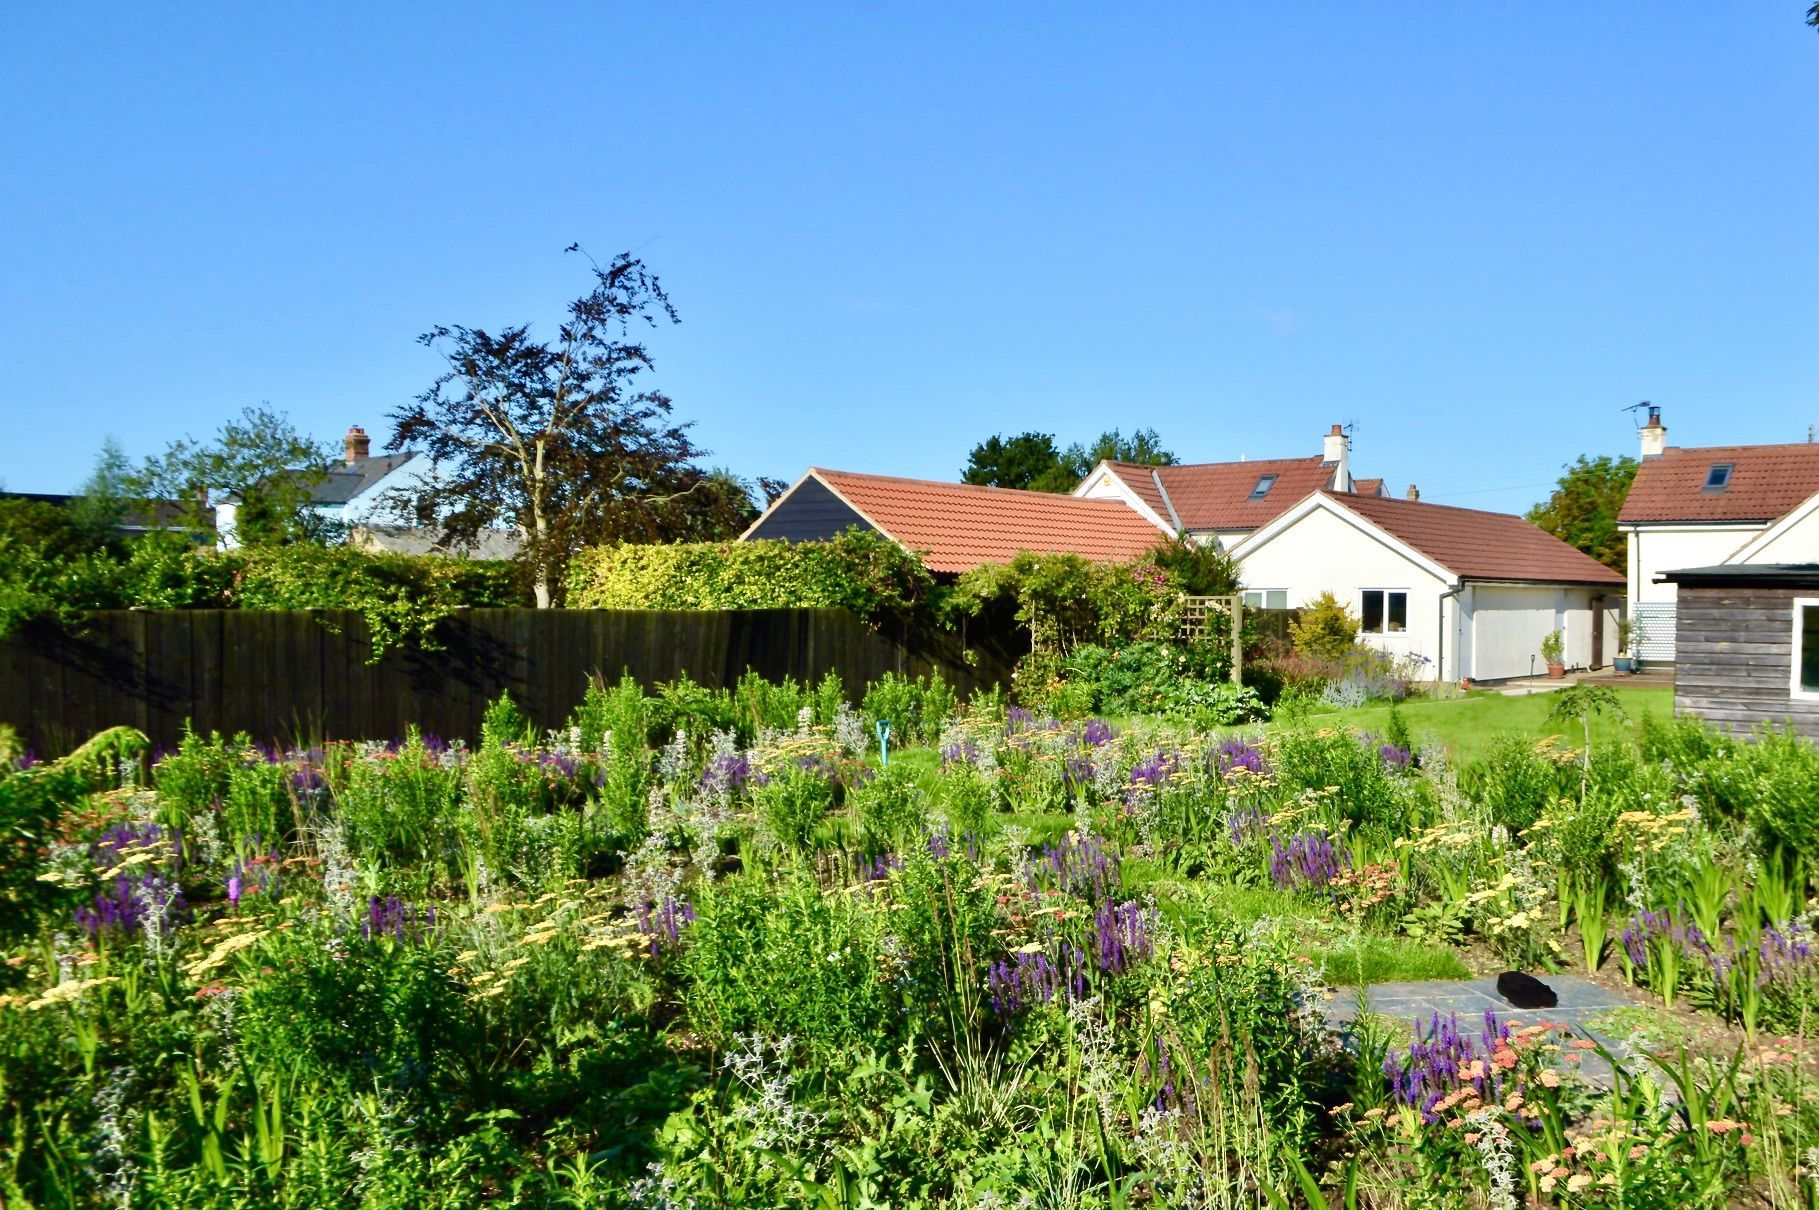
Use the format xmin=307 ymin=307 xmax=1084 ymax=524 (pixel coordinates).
xmin=1323 ymin=975 xmax=1645 ymax=1086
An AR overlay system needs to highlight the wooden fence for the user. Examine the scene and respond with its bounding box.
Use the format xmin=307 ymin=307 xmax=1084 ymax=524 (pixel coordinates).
xmin=0 ymin=609 xmax=1012 ymax=756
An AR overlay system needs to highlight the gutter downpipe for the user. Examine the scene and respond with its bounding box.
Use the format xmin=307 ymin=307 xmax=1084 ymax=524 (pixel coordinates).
xmin=1438 ymin=582 xmax=1462 ymax=685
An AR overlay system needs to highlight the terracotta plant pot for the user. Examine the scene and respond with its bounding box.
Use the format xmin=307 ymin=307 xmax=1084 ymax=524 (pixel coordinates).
xmin=1546 ymin=663 xmax=1566 ymax=680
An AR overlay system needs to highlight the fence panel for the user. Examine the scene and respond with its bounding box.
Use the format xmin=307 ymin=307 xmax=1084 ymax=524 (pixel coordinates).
xmin=0 ymin=608 xmax=1011 ymax=756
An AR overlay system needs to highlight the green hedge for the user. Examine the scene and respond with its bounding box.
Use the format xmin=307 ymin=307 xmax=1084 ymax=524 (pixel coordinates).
xmin=566 ymin=528 xmax=935 ymax=624
xmin=0 ymin=500 xmax=523 ymax=657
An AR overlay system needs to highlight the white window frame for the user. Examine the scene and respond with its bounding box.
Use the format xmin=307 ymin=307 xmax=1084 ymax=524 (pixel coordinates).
xmin=1793 ymin=597 xmax=1819 ymax=702
xmin=1242 ymin=588 xmax=1289 ymax=610
xmin=1360 ymin=588 xmax=1410 ymax=635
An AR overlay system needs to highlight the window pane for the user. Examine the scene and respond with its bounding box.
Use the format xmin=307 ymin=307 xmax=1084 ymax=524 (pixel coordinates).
xmin=1266 ymin=589 xmax=1288 ymax=610
xmin=1802 ymin=606 xmax=1819 ymax=692
xmin=1361 ymin=590 xmax=1384 ymax=633
xmin=1242 ymin=591 xmax=1262 ymax=608
xmin=1387 ymin=592 xmax=1408 ymax=633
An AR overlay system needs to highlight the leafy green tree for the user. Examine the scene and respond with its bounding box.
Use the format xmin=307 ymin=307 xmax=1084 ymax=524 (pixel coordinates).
xmin=961 ymin=432 xmax=1067 ymax=490
xmin=1066 ymin=427 xmax=1178 ymax=473
xmin=68 ymin=438 xmax=133 ymax=544
xmin=389 ymin=248 xmax=738 ymax=607
xmin=1525 ymin=454 xmax=1637 ymax=574
xmin=962 ymin=427 xmax=1177 ymax=494
xmin=131 ymin=405 xmax=333 ymax=545
xmin=1150 ymin=536 xmax=1241 ymax=595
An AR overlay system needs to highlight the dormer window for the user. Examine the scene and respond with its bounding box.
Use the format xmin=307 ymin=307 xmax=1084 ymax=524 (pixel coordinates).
xmin=1248 ymin=474 xmax=1278 ymax=502
xmin=1703 ymin=463 xmax=1734 ymax=492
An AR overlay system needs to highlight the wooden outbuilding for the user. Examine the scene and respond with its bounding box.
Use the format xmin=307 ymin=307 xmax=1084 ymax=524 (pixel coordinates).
xmin=1660 ymin=564 xmax=1819 ymax=739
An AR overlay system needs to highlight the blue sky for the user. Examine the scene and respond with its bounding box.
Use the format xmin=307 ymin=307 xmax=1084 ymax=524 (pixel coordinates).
xmin=2 ymin=3 xmax=1814 ymax=513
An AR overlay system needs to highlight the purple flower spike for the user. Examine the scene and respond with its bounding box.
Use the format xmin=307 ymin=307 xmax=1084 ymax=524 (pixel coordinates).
xmin=1268 ymin=829 xmax=1349 ymax=893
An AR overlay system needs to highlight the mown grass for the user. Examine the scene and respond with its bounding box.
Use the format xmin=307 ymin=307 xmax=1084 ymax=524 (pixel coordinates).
xmin=1271 ymin=684 xmax=1674 ymax=763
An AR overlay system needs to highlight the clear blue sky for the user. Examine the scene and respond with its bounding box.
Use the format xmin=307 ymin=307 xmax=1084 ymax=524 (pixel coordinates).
xmin=2 ymin=4 xmax=1814 ymax=514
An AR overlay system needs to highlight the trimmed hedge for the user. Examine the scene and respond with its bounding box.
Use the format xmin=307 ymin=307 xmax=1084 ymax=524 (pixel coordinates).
xmin=567 ymin=529 xmax=935 ymax=624
xmin=0 ymin=499 xmax=523 ymax=657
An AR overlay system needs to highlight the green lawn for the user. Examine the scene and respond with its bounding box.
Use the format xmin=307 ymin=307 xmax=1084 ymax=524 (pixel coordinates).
xmin=1261 ymin=684 xmax=1674 ymax=763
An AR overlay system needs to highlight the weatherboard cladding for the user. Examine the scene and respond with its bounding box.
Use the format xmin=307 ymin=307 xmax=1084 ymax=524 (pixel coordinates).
xmin=1619 ymin=442 xmax=1819 ymax=525
xmin=743 ymin=476 xmax=875 ymax=544
xmin=811 ymin=468 xmax=1171 ymax=573
xmin=1324 ymin=491 xmax=1626 ymax=586
xmin=1667 ymin=580 xmax=1819 ymax=740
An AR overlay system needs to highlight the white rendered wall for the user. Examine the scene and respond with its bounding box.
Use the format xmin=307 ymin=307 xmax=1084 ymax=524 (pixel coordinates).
xmin=1628 ymin=525 xmax=1765 ymax=604
xmin=1731 ymin=507 xmax=1819 ymax=565
xmin=1234 ymin=505 xmax=1451 ymax=679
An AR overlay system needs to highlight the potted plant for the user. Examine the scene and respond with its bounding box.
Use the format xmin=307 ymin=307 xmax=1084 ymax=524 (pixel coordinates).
xmin=1540 ymin=630 xmax=1566 ymax=679
xmin=1613 ymin=617 xmax=1634 ymax=673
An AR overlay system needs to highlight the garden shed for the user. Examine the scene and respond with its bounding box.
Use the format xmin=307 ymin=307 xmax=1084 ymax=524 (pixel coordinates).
xmin=1659 ymin=564 xmax=1819 ymax=739
xmin=1229 ymin=491 xmax=1626 ymax=683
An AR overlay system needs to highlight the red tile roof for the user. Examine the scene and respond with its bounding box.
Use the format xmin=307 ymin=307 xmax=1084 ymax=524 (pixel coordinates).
xmin=1618 ymin=442 xmax=1819 ymax=525
xmin=813 ymin=468 xmax=1171 ymax=573
xmin=1100 ymin=457 xmax=1345 ymax=532
xmin=1324 ymin=491 xmax=1625 ymax=586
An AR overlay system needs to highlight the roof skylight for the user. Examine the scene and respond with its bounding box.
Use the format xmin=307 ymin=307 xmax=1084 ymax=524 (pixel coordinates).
xmin=1248 ymin=474 xmax=1278 ymax=501
xmin=1704 ymin=463 xmax=1734 ymax=493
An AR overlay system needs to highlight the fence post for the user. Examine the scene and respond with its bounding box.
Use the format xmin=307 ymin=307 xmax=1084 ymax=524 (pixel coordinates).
xmin=1229 ymin=594 xmax=1243 ymax=687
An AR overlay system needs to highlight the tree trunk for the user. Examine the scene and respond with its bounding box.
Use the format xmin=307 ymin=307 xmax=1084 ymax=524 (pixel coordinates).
xmin=529 ymin=444 xmax=552 ymax=608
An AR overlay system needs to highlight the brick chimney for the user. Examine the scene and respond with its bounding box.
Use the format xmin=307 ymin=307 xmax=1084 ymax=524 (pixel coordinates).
xmin=1639 ymin=405 xmax=1667 ymax=459
xmin=344 ymin=425 xmax=371 ymax=466
xmin=1322 ymin=424 xmax=1352 ymax=492
xmin=1406 ymin=484 xmax=1420 ymax=501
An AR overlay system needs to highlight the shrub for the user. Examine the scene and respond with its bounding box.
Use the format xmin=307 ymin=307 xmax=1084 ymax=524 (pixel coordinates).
xmin=1270 ymin=727 xmax=1406 ymax=835
xmin=1540 ymin=629 xmax=1565 ymax=665
xmin=221 ymin=754 xmax=297 ymax=852
xmin=1288 ymin=591 xmax=1359 ymax=661
xmin=753 ymin=762 xmax=836 ymax=854
xmin=1053 ymin=641 xmax=1264 ymax=724
xmin=236 ymin=920 xmax=471 ymax=1101
xmin=651 ymin=673 xmax=735 ymax=743
xmin=566 ymin=527 xmax=935 ymax=625
xmin=152 ymin=727 xmax=239 ymax=829
xmin=863 ymin=672 xmax=923 ymax=745
xmin=849 ymin=764 xmax=928 ymax=856
xmin=682 ymin=874 xmax=891 ymax=1057
xmin=948 ymin=550 xmax=1179 ymax=654
xmin=338 ymin=730 xmax=462 ymax=872
xmin=1735 ymin=727 xmax=1819 ymax=861
xmin=939 ymin=761 xmax=997 ymax=838
xmin=1462 ymin=736 xmax=1572 ymax=833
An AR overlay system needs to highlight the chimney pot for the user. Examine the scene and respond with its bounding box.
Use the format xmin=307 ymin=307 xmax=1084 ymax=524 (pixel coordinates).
xmin=344 ymin=425 xmax=371 ymax=466
xmin=1639 ymin=406 xmax=1667 ymax=459
xmin=1406 ymin=484 xmax=1420 ymax=501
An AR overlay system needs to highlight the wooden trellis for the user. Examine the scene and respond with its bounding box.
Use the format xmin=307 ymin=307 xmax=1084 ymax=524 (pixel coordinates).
xmin=1178 ymin=594 xmax=1244 ymax=686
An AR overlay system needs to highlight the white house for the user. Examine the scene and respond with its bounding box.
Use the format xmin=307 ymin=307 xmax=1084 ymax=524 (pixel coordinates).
xmin=218 ymin=424 xmax=519 ymax=556
xmin=1071 ymin=423 xmax=1388 ymax=552
xmin=1230 ymin=490 xmax=1626 ymax=683
xmin=1617 ymin=408 xmax=1819 ymax=663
